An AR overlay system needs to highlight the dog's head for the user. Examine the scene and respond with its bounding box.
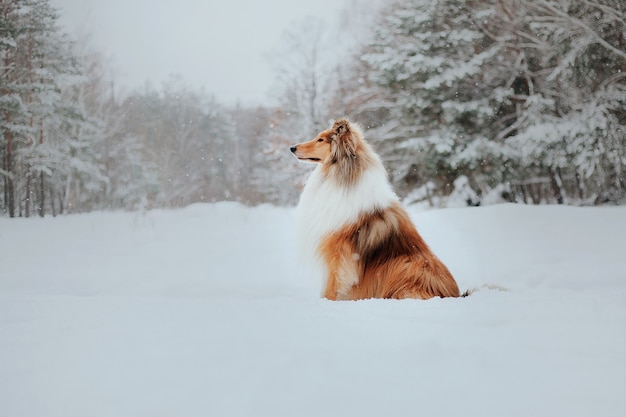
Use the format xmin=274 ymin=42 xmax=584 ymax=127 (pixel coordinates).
xmin=290 ymin=118 xmax=360 ymax=165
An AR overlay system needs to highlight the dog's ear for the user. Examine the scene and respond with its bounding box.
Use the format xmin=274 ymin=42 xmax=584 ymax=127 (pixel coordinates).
xmin=330 ymin=118 xmax=357 ymax=162
xmin=332 ymin=118 xmax=351 ymax=138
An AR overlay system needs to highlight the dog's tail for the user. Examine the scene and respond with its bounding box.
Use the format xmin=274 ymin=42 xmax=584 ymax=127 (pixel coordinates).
xmin=461 ymin=284 xmax=508 ymax=297
xmin=461 ymin=289 xmax=473 ymax=297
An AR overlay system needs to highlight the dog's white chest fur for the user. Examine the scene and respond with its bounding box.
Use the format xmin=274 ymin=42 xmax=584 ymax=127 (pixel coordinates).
xmin=295 ymin=164 xmax=397 ymax=272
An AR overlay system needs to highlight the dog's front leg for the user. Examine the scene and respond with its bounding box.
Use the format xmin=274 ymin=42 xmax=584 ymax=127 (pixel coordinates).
xmin=320 ymin=234 xmax=359 ymax=300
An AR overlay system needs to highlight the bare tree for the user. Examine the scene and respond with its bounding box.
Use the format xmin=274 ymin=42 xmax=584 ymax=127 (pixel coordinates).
xmin=268 ymin=16 xmax=337 ymax=140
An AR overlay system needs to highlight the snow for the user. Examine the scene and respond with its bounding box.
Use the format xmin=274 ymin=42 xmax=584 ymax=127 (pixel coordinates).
xmin=1 ymin=202 xmax=626 ymax=417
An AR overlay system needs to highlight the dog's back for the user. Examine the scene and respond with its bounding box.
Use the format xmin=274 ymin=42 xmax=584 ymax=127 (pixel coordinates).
xmin=318 ymin=201 xmax=460 ymax=300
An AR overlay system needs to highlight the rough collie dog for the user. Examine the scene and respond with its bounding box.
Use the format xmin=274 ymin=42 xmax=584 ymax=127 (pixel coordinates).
xmin=290 ymin=118 xmax=460 ymax=300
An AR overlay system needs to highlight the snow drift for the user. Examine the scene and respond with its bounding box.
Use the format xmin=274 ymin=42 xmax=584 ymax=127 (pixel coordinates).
xmin=1 ymin=203 xmax=625 ymax=417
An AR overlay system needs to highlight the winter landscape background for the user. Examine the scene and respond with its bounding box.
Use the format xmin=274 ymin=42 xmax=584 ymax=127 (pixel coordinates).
xmin=1 ymin=0 xmax=625 ymax=215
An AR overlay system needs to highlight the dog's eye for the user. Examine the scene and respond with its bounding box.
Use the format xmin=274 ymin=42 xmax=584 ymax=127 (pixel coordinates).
xmin=317 ymin=138 xmax=323 ymax=142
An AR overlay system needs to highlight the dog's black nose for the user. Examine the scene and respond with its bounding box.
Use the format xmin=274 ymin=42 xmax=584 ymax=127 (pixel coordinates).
xmin=290 ymin=146 xmax=297 ymax=153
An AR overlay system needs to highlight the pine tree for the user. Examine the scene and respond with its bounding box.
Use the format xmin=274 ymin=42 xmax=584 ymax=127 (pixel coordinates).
xmin=361 ymin=0 xmax=516 ymax=200
xmin=1 ymin=0 xmax=108 ymax=216
xmin=0 ymin=0 xmax=30 ymax=217
xmin=356 ymin=0 xmax=625 ymax=205
xmin=26 ymin=0 xmax=109 ymax=215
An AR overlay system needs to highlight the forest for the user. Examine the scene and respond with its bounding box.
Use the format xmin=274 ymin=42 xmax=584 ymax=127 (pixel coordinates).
xmin=1 ymin=0 xmax=625 ymax=217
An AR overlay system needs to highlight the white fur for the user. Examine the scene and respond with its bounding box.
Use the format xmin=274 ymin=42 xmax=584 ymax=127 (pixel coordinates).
xmin=335 ymin=249 xmax=359 ymax=298
xmin=295 ymin=159 xmax=398 ymax=293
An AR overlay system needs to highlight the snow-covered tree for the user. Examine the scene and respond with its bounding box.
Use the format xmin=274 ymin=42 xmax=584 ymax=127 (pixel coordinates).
xmin=1 ymin=0 xmax=109 ymax=216
xmin=1 ymin=0 xmax=30 ymax=217
xmin=357 ymin=0 xmax=625 ymax=205
xmin=74 ymin=49 xmax=159 ymax=211
xmin=119 ymin=77 xmax=241 ymax=207
xmin=503 ymin=0 xmax=626 ymax=204
xmin=360 ymin=0 xmax=516 ymax=199
xmin=26 ymin=6 xmax=106 ymax=215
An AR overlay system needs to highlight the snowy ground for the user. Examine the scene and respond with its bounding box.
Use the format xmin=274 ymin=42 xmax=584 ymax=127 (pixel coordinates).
xmin=1 ymin=202 xmax=625 ymax=417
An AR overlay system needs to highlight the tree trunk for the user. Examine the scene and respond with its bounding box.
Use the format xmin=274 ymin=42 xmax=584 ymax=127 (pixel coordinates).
xmin=5 ymin=114 xmax=15 ymax=217
xmin=575 ymin=171 xmax=585 ymax=201
xmin=39 ymin=171 xmax=45 ymax=217
xmin=548 ymin=167 xmax=564 ymax=204
xmin=2 ymin=145 xmax=6 ymax=212
xmin=50 ymin=187 xmax=57 ymax=217
xmin=519 ymin=184 xmax=528 ymax=204
xmin=25 ymin=174 xmax=31 ymax=217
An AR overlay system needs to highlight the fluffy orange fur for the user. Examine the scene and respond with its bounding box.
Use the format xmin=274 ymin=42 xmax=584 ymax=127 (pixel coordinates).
xmin=292 ymin=119 xmax=460 ymax=300
xmin=318 ymin=202 xmax=460 ymax=300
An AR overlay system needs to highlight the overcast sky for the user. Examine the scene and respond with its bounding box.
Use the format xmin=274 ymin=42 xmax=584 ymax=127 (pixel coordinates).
xmin=49 ymin=0 xmax=358 ymax=105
